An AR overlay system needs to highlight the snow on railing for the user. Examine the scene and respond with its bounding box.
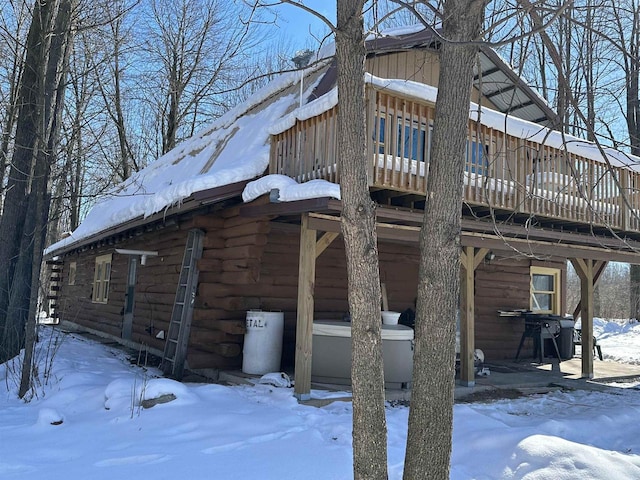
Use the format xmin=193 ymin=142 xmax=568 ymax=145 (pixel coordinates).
xmin=269 ymin=86 xmax=640 ymax=233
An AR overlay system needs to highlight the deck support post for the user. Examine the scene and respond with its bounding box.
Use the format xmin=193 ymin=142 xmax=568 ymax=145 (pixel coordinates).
xmin=459 ymin=247 xmax=488 ymax=387
xmin=572 ymin=260 xmax=607 ymax=320
xmin=570 ymin=258 xmax=595 ymax=379
xmin=294 ymin=213 xmax=317 ymax=400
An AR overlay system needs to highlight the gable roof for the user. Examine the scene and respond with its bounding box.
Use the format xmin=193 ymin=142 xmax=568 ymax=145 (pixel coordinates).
xmin=366 ymin=26 xmax=560 ymax=127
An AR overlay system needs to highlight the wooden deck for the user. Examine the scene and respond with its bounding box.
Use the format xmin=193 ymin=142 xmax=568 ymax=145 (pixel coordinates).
xmin=270 ymin=86 xmax=640 ymax=234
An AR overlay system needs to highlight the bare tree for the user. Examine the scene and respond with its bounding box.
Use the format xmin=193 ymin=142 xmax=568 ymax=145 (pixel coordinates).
xmin=90 ymin=0 xmax=140 ymax=180
xmin=141 ymin=0 xmax=261 ymax=155
xmin=0 ymin=0 xmax=73 ymax=394
xmin=404 ymin=1 xmax=485 ymax=478
xmin=0 ymin=1 xmax=30 ymax=206
xmin=335 ymin=1 xmax=389 ymax=478
xmin=607 ymin=0 xmax=640 ymax=319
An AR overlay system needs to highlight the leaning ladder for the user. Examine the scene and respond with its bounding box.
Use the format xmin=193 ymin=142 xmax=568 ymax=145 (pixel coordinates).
xmin=161 ymin=229 xmax=204 ymax=379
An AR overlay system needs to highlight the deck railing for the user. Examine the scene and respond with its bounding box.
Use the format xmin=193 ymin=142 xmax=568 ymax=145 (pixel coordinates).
xmin=270 ymin=86 xmax=640 ymax=233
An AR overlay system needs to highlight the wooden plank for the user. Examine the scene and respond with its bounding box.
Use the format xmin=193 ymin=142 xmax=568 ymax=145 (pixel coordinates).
xmin=572 ymin=260 xmax=607 ymax=320
xmin=294 ymin=213 xmax=316 ymax=400
xmin=222 ymin=258 xmax=261 ymax=273
xmin=381 ymin=282 xmax=389 ymax=311
xmin=473 ymin=248 xmax=490 ymax=270
xmin=202 ymin=296 xmax=261 ymax=312
xmin=193 ymin=306 xmax=233 ymax=320
xmin=202 ymin=235 xmax=225 ymax=249
xmin=570 ymin=258 xmax=595 ymax=378
xmin=186 ymin=349 xmax=242 ymax=370
xmin=202 ymin=244 xmax=262 ymax=261
xmin=315 ymin=232 xmax=339 ymax=258
xmin=181 ymin=215 xmax=225 ymax=231
xmin=220 ymin=221 xmax=270 ymax=239
xmin=225 ymin=233 xmax=268 ymax=248
xmin=210 ymin=342 xmax=242 ymax=358
xmin=213 ymin=319 xmax=247 ymax=335
xmin=189 ymin=327 xmax=242 ymax=345
xmin=196 ymin=258 xmax=222 ymax=272
xmin=459 ymin=246 xmax=475 ymax=386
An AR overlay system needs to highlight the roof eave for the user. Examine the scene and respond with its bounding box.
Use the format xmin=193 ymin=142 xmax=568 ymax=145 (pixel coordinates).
xmin=45 ymin=180 xmax=249 ymax=258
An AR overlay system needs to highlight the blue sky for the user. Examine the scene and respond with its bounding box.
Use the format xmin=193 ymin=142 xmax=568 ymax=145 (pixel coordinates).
xmin=267 ymin=1 xmax=336 ymax=50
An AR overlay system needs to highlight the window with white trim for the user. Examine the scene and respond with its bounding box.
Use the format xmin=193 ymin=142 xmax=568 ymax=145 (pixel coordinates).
xmin=530 ymin=266 xmax=561 ymax=314
xmin=92 ymin=254 xmax=112 ymax=303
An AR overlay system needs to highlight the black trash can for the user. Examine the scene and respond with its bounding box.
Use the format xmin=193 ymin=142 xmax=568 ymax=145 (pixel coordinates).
xmin=557 ymin=318 xmax=575 ymax=360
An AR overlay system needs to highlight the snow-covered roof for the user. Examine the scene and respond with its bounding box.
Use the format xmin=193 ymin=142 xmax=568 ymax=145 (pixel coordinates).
xmin=46 ymin=27 xmax=636 ymax=256
xmin=45 ymin=60 xmax=334 ymax=255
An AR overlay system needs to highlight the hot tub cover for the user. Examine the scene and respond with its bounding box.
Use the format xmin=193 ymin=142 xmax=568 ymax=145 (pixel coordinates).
xmin=312 ymin=320 xmax=414 ymax=340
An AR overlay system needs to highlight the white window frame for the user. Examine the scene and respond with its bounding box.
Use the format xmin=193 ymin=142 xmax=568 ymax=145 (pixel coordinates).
xmin=92 ymin=254 xmax=112 ymax=303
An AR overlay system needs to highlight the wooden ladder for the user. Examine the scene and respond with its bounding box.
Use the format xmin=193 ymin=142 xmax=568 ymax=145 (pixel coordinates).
xmin=161 ymin=229 xmax=204 ymax=379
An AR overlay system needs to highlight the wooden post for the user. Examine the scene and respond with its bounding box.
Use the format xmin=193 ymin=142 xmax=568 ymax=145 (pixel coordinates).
xmin=459 ymin=247 xmax=489 ymax=387
xmin=620 ymin=170 xmax=630 ymax=231
xmin=315 ymin=231 xmax=339 ymax=258
xmin=294 ymin=213 xmax=317 ymax=400
xmin=570 ymin=258 xmax=595 ymax=379
xmin=365 ymin=87 xmax=376 ymax=187
xmin=572 ymin=260 xmax=607 ymax=320
xmin=459 ymin=247 xmax=474 ymax=386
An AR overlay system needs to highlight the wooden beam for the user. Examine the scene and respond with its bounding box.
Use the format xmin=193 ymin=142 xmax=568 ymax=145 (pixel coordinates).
xmin=462 ymin=232 xmax=640 ymax=264
xmin=459 ymin=246 xmax=476 ymax=386
xmin=570 ymin=258 xmax=595 ymax=379
xmin=381 ymin=283 xmax=389 ymax=311
xmin=294 ymin=213 xmax=316 ymax=400
xmin=572 ymin=260 xmax=607 ymax=320
xmin=316 ymin=232 xmax=339 ymax=258
xmin=473 ymin=248 xmax=490 ymax=270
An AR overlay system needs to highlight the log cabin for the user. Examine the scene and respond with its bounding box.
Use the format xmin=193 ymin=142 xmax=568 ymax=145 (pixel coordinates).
xmin=45 ymin=27 xmax=640 ymax=399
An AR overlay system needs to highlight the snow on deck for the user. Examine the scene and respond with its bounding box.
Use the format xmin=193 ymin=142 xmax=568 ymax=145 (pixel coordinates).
xmin=46 ymin=43 xmax=640 ymax=256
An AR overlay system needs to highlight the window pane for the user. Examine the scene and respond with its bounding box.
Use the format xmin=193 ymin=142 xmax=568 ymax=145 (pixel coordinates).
xmin=532 ymin=274 xmax=553 ymax=291
xmin=532 ymin=293 xmax=552 ymax=311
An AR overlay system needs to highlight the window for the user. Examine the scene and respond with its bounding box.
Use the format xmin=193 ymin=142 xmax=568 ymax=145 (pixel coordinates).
xmin=92 ymin=254 xmax=112 ymax=303
xmin=466 ymin=140 xmax=489 ymax=175
xmin=530 ymin=266 xmax=561 ymax=314
xmin=68 ymin=261 xmax=77 ymax=286
xmin=376 ymin=116 xmax=430 ymax=162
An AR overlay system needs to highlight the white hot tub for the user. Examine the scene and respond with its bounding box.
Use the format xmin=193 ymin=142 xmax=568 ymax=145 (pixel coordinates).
xmin=311 ymin=320 xmax=414 ymax=389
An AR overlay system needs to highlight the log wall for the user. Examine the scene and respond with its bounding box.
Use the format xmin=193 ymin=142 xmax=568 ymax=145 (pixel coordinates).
xmin=474 ymin=255 xmax=567 ymax=360
xmin=55 ymin=204 xmax=568 ymax=373
xmin=56 ymin=225 xmax=187 ymax=352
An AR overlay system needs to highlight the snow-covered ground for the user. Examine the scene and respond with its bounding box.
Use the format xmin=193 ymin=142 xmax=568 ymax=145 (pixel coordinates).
xmin=2 ymin=320 xmax=640 ymax=479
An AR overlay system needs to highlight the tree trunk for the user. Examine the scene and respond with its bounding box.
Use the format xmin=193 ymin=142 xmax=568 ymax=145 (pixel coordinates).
xmin=0 ymin=0 xmax=53 ymax=358
xmin=631 ymin=265 xmax=640 ymax=321
xmin=0 ymin=0 xmax=72 ymax=365
xmin=18 ymin=0 xmax=73 ymax=398
xmin=336 ymin=1 xmax=388 ymax=479
xmin=627 ymin=6 xmax=640 ymax=321
xmin=404 ymin=1 xmax=485 ymax=478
